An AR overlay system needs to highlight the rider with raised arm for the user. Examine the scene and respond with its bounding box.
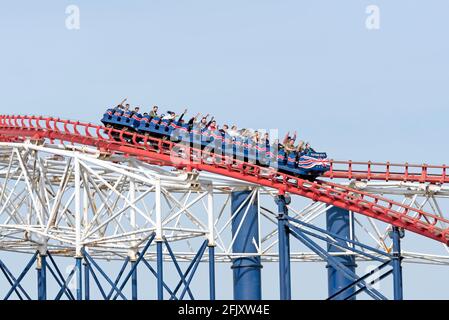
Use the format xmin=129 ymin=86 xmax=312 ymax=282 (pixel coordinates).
xmin=113 ymin=98 xmax=127 ymax=116
xmin=208 ymin=120 xmax=217 ymax=131
xmin=187 ymin=112 xmax=201 ymax=131
xmin=227 ymin=125 xmax=238 ymax=138
xmin=282 ymin=130 xmax=297 ymax=145
xmin=203 ymin=115 xmax=213 ymax=128
xmin=162 ymin=111 xmax=176 ymax=120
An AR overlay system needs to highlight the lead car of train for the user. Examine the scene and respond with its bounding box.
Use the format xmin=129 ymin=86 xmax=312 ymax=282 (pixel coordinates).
xmin=101 ymin=109 xmax=330 ymax=181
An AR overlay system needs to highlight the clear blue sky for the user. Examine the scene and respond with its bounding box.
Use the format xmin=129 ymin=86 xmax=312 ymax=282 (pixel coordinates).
xmin=1 ymin=0 xmax=449 ymax=299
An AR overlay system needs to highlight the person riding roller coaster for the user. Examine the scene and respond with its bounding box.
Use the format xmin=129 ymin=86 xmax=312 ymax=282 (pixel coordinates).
xmin=105 ymin=101 xmax=308 ymax=151
xmin=149 ymin=106 xmax=158 ymax=118
xmin=100 ymin=101 xmax=329 ymax=180
xmin=102 ymin=98 xmax=127 ymax=127
xmin=111 ymin=98 xmax=127 ymax=117
xmin=161 ymin=108 xmax=187 ymax=123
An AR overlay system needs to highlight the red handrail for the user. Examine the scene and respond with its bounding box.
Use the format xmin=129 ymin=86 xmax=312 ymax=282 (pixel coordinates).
xmin=325 ymin=160 xmax=449 ymax=184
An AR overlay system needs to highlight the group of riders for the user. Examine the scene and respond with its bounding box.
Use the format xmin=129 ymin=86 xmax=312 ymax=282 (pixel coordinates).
xmin=105 ymin=98 xmax=316 ymax=158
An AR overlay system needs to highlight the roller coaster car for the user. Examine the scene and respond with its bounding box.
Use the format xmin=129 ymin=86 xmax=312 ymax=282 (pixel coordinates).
xmin=100 ymin=110 xmax=330 ymax=181
xmin=277 ymin=149 xmax=330 ymax=181
xmin=137 ymin=116 xmax=189 ymax=140
xmin=101 ymin=109 xmax=138 ymax=132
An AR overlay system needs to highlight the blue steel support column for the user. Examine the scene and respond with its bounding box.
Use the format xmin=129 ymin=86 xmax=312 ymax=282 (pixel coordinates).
xmin=84 ymin=261 xmax=90 ymax=300
xmin=209 ymin=246 xmax=216 ymax=300
xmin=390 ymin=226 xmax=403 ymax=300
xmin=131 ymin=261 xmax=138 ymax=300
xmin=156 ymin=241 xmax=164 ymax=300
xmin=326 ymin=206 xmax=357 ymax=300
xmin=37 ymin=254 xmax=47 ymax=300
xmin=276 ymin=195 xmax=291 ymax=300
xmin=76 ymin=257 xmax=83 ymax=300
xmin=231 ymin=190 xmax=262 ymax=300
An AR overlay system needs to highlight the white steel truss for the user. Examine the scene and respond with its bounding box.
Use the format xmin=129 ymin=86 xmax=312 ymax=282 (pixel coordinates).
xmin=0 ymin=141 xmax=449 ymax=265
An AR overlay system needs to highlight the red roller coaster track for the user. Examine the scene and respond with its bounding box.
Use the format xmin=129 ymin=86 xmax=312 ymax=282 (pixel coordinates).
xmin=0 ymin=115 xmax=448 ymax=244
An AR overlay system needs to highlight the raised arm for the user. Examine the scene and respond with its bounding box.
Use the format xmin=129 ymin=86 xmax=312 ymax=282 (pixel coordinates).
xmin=178 ymin=108 xmax=188 ymax=122
xmin=282 ymin=132 xmax=290 ymax=145
xmin=296 ymin=140 xmax=304 ymax=152
xmin=205 ymin=116 xmax=215 ymax=128
xmin=188 ymin=113 xmax=200 ymax=125
xmin=118 ymin=98 xmax=127 ymax=107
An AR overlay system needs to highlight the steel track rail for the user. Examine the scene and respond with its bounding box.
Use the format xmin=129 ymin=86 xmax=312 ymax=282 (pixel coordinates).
xmin=0 ymin=115 xmax=448 ymax=244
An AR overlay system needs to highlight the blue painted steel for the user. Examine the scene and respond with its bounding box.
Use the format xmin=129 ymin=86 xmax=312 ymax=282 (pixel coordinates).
xmin=86 ymin=263 xmax=108 ymax=300
xmin=139 ymin=258 xmax=177 ymax=300
xmin=0 ymin=264 xmax=24 ymax=300
xmin=178 ymin=242 xmax=208 ymax=300
xmin=111 ymin=233 xmax=155 ymax=300
xmin=131 ymin=261 xmax=138 ymax=300
xmin=209 ymin=246 xmax=216 ymax=300
xmin=276 ymin=195 xmax=291 ymax=300
xmin=391 ymin=226 xmax=404 ymax=300
xmin=327 ymin=260 xmax=391 ymax=300
xmin=0 ymin=259 xmax=30 ymax=300
xmin=348 ymin=269 xmax=393 ymax=300
xmin=55 ymin=264 xmax=77 ymax=300
xmin=84 ymin=262 xmax=90 ymax=300
xmin=37 ymin=254 xmax=47 ymax=300
xmin=231 ymin=190 xmax=262 ymax=300
xmin=288 ymin=224 xmax=387 ymax=300
xmin=287 ymin=215 xmax=389 ymax=261
xmin=76 ymin=257 xmax=82 ymax=300
xmin=168 ymin=240 xmax=208 ymax=300
xmin=156 ymin=241 xmax=164 ymax=300
xmin=107 ymin=257 xmax=130 ymax=300
xmin=4 ymin=252 xmax=37 ymax=300
xmin=47 ymin=252 xmax=75 ymax=300
xmin=326 ymin=206 xmax=357 ymax=300
xmin=82 ymin=249 xmax=127 ymax=300
xmin=164 ymin=240 xmax=194 ymax=300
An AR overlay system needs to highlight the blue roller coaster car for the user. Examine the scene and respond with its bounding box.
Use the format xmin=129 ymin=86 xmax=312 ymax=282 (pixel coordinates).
xmin=100 ymin=109 xmax=330 ymax=180
xmin=101 ymin=108 xmax=141 ymax=131
xmin=278 ymin=149 xmax=329 ymax=179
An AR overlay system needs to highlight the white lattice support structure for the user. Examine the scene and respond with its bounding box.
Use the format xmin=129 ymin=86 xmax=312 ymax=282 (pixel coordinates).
xmin=1 ymin=140 xmax=449 ymax=267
